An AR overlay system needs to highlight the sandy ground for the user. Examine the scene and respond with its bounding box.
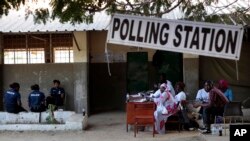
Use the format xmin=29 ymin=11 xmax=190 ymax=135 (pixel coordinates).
xmin=0 ymin=112 xmax=228 ymax=141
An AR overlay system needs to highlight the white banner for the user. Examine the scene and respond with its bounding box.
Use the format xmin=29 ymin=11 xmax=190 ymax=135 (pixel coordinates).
xmin=107 ymin=14 xmax=244 ymax=60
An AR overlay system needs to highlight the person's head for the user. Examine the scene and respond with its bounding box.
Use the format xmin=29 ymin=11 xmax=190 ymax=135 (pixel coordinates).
xmin=218 ymin=79 xmax=228 ymax=92
xmin=160 ymin=83 xmax=166 ymax=93
xmin=175 ymin=82 xmax=185 ymax=93
xmin=159 ymin=73 xmax=167 ymax=84
xmin=204 ymin=80 xmax=213 ymax=92
xmin=31 ymin=84 xmax=40 ymax=91
xmin=9 ymin=82 xmax=20 ymax=91
xmin=53 ymin=80 xmax=60 ymax=87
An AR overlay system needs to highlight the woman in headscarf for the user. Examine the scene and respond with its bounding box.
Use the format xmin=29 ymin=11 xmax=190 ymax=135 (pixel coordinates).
xmin=218 ymin=79 xmax=233 ymax=101
xmin=150 ymin=83 xmax=178 ymax=134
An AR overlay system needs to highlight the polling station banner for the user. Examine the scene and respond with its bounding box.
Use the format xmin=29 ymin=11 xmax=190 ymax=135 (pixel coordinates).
xmin=107 ymin=14 xmax=244 ymax=60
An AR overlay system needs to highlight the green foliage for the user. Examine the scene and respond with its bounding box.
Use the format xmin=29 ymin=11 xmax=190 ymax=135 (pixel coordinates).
xmin=50 ymin=0 xmax=94 ymax=24
xmin=33 ymin=8 xmax=49 ymax=24
xmin=46 ymin=104 xmax=59 ymax=124
xmin=0 ymin=0 xmax=250 ymax=25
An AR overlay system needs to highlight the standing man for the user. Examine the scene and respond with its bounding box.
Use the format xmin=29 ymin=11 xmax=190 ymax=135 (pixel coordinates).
xmin=28 ymin=84 xmax=46 ymax=112
xmin=50 ymin=80 xmax=65 ymax=109
xmin=4 ymin=82 xmax=27 ymax=113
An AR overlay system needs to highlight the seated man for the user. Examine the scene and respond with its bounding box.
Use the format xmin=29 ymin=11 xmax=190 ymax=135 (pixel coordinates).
xmin=49 ymin=80 xmax=65 ymax=109
xmin=196 ymin=81 xmax=210 ymax=103
xmin=195 ymin=80 xmax=210 ymax=129
xmin=28 ymin=84 xmax=46 ymax=112
xmin=194 ymin=80 xmax=229 ymax=134
xmin=4 ymin=82 xmax=27 ymax=113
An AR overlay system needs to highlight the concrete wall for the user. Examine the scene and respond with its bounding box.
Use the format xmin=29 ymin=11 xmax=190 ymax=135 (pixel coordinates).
xmin=2 ymin=63 xmax=87 ymax=112
xmin=72 ymin=31 xmax=88 ymax=113
xmin=73 ymin=63 xmax=88 ymax=113
xmin=89 ymin=31 xmax=156 ymax=63
xmin=0 ymin=33 xmax=3 ymax=110
xmin=1 ymin=32 xmax=88 ymax=113
xmin=183 ymin=54 xmax=199 ymax=99
xmin=73 ymin=32 xmax=88 ymax=62
xmin=200 ymin=42 xmax=250 ymax=104
xmin=88 ymin=31 xmax=184 ymax=113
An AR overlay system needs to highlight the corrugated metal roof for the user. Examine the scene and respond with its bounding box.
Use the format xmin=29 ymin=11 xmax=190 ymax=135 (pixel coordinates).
xmin=0 ymin=0 xmax=249 ymax=33
xmin=0 ymin=5 xmax=111 ymax=33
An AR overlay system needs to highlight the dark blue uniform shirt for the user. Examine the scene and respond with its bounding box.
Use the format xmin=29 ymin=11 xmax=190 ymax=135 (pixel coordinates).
xmin=50 ymin=87 xmax=65 ymax=106
xmin=28 ymin=90 xmax=45 ymax=109
xmin=4 ymin=89 xmax=21 ymax=113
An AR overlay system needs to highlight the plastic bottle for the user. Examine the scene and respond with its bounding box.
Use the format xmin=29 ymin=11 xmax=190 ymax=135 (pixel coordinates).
xmin=126 ymin=93 xmax=129 ymax=102
xmin=219 ymin=125 xmax=223 ymax=136
xmin=211 ymin=126 xmax=216 ymax=135
xmin=82 ymin=108 xmax=86 ymax=116
xmin=82 ymin=111 xmax=88 ymax=130
xmin=215 ymin=125 xmax=219 ymax=136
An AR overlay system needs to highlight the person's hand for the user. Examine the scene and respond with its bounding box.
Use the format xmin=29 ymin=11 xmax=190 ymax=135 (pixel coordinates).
xmin=192 ymin=102 xmax=201 ymax=108
xmin=149 ymin=94 xmax=154 ymax=98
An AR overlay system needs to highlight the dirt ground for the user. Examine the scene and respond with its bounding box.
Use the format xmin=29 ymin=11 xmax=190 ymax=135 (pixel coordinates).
xmin=0 ymin=112 xmax=228 ymax=141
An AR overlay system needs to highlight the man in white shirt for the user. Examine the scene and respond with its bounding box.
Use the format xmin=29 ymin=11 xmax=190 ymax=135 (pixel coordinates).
xmin=196 ymin=83 xmax=210 ymax=103
xmin=194 ymin=81 xmax=212 ymax=133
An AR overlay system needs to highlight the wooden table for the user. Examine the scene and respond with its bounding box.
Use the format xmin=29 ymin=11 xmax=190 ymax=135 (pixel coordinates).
xmin=126 ymin=101 xmax=155 ymax=132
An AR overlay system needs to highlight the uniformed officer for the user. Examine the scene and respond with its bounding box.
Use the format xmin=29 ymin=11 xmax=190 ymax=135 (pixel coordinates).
xmin=49 ymin=80 xmax=65 ymax=108
xmin=4 ymin=82 xmax=27 ymax=113
xmin=28 ymin=84 xmax=46 ymax=112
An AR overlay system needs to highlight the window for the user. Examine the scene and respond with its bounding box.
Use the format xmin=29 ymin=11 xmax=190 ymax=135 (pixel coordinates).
xmin=4 ymin=49 xmax=27 ymax=64
xmin=54 ymin=47 xmax=73 ymax=63
xmin=28 ymin=48 xmax=45 ymax=64
xmin=4 ymin=49 xmax=15 ymax=64
xmin=3 ymin=33 xmax=73 ymax=64
xmin=4 ymin=48 xmax=45 ymax=64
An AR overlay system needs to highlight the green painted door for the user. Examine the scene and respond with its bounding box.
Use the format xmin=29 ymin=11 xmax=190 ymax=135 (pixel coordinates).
xmin=127 ymin=52 xmax=148 ymax=94
xmin=152 ymin=50 xmax=183 ymax=86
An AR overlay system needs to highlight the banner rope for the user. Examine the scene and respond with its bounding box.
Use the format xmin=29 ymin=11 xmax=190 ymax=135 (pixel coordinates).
xmin=235 ymin=60 xmax=239 ymax=81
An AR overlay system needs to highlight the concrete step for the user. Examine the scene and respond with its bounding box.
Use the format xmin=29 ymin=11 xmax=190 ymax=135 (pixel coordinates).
xmin=0 ymin=111 xmax=87 ymax=131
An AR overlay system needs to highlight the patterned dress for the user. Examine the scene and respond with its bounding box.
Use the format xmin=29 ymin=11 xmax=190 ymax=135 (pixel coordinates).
xmin=153 ymin=90 xmax=178 ymax=134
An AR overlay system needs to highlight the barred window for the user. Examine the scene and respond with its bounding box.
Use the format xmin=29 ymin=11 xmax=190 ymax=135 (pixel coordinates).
xmin=28 ymin=48 xmax=45 ymax=64
xmin=3 ymin=33 xmax=73 ymax=64
xmin=54 ymin=47 xmax=73 ymax=63
xmin=4 ymin=49 xmax=27 ymax=64
xmin=4 ymin=48 xmax=45 ymax=64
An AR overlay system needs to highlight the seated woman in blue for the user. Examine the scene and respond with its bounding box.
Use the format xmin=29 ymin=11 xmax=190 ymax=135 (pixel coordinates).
xmin=49 ymin=80 xmax=65 ymax=108
xmin=4 ymin=82 xmax=27 ymax=113
xmin=218 ymin=79 xmax=233 ymax=101
xmin=28 ymin=84 xmax=46 ymax=112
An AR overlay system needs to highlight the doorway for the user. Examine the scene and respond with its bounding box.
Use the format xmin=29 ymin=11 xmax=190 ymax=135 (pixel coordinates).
xmin=126 ymin=52 xmax=148 ymax=94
